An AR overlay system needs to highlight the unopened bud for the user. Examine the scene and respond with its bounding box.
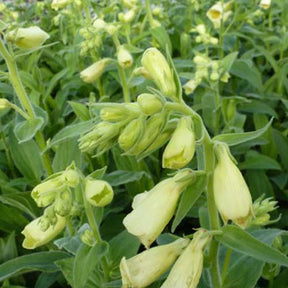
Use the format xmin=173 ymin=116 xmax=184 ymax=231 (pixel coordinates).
xmin=6 ymin=26 xmax=49 ymax=49
xmin=80 ymin=58 xmax=110 ymax=83
xmin=0 ymin=99 xmax=10 ymax=109
xmin=118 ymin=9 xmax=136 ymax=23
xmin=81 ymin=229 xmax=96 ymax=246
xmin=63 ymin=169 xmax=79 ymax=187
xmin=141 ymin=48 xmax=176 ymax=100
xmin=118 ymin=117 xmax=145 ymax=152
xmin=85 ymin=179 xmax=114 ymax=207
xmin=137 ymin=93 xmax=163 ymax=115
xmin=54 ymin=190 xmax=72 ymax=217
xmin=93 ymin=18 xmax=106 ymax=30
xmin=133 ymin=67 xmax=151 ymax=79
xmin=183 ymin=79 xmax=200 ymax=95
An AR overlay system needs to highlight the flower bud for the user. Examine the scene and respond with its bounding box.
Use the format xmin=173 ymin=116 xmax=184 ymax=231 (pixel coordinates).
xmin=137 ymin=93 xmax=163 ymax=115
xmin=54 ymin=190 xmax=73 ymax=216
xmin=93 ymin=18 xmax=106 ymax=30
xmin=31 ymin=177 xmax=66 ymax=207
xmin=51 ymin=0 xmax=71 ymax=10
xmin=213 ymin=143 xmax=253 ymax=227
xmin=6 ymin=26 xmax=49 ymax=49
xmin=161 ymin=229 xmax=210 ymax=288
xmin=122 ymin=0 xmax=138 ymax=8
xmin=81 ymin=229 xmax=96 ymax=246
xmin=62 ymin=169 xmax=79 ymax=187
xmin=78 ymin=122 xmax=120 ymax=153
xmin=123 ymin=170 xmax=193 ymax=248
xmin=80 ymin=58 xmax=110 ymax=83
xmin=128 ymin=112 xmax=166 ymax=155
xmin=133 ymin=66 xmax=151 ymax=79
xmin=100 ymin=104 xmax=136 ymax=122
xmin=85 ymin=179 xmax=114 ymax=207
xmin=0 ymin=99 xmax=10 ymax=109
xmin=118 ymin=9 xmax=136 ymax=23
xmin=120 ymin=239 xmax=189 ymax=287
xmin=105 ymin=23 xmax=118 ymax=35
xmin=141 ymin=48 xmax=176 ymax=100
xmin=22 ymin=215 xmax=66 ymax=249
xmin=118 ymin=117 xmax=145 ymax=152
xmin=117 ymin=45 xmax=133 ymax=68
xmin=43 ymin=205 xmax=57 ymax=226
xmin=162 ymin=117 xmax=195 ymax=169
xmin=259 ymin=0 xmax=271 ymax=9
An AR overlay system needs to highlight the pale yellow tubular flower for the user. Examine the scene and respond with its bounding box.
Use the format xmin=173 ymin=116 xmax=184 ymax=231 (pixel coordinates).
xmin=213 ymin=143 xmax=253 ymax=227
xmin=160 ymin=229 xmax=210 ymax=288
xmin=123 ymin=170 xmax=192 ymax=248
xmin=6 ymin=27 xmax=49 ymax=49
xmin=117 ymin=45 xmax=133 ymax=68
xmin=85 ymin=179 xmax=114 ymax=207
xmin=51 ymin=0 xmax=71 ymax=10
xmin=22 ymin=216 xmax=66 ymax=249
xmin=162 ymin=117 xmax=195 ymax=169
xmin=120 ymin=238 xmax=189 ymax=288
xmin=80 ymin=58 xmax=110 ymax=83
xmin=206 ymin=1 xmax=233 ymax=28
xmin=259 ymin=0 xmax=271 ymax=9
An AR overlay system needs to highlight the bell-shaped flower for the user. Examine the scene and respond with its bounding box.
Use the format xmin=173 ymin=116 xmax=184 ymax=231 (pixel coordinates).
xmin=117 ymin=45 xmax=133 ymax=68
xmin=160 ymin=229 xmax=210 ymax=288
xmin=206 ymin=1 xmax=233 ymax=28
xmin=162 ymin=117 xmax=195 ymax=169
xmin=31 ymin=176 xmax=66 ymax=207
xmin=85 ymin=179 xmax=114 ymax=207
xmin=123 ymin=170 xmax=193 ymax=248
xmin=213 ymin=143 xmax=253 ymax=227
xmin=6 ymin=26 xmax=49 ymax=49
xmin=51 ymin=0 xmax=71 ymax=10
xmin=141 ymin=48 xmax=176 ymax=100
xmin=120 ymin=238 xmax=189 ymax=288
xmin=259 ymin=0 xmax=271 ymax=9
xmin=80 ymin=58 xmax=110 ymax=83
xmin=22 ymin=215 xmax=66 ymax=249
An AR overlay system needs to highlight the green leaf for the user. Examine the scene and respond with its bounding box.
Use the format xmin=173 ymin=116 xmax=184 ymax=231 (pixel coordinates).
xmin=238 ymin=151 xmax=281 ymax=170
xmin=151 ymin=26 xmax=172 ymax=55
xmin=69 ymin=101 xmax=90 ymax=121
xmin=230 ymin=59 xmax=263 ymax=90
xmin=172 ymin=172 xmax=207 ymax=232
xmin=55 ymin=257 xmax=74 ymax=287
xmin=221 ymin=52 xmax=238 ymax=72
xmin=0 ymin=252 xmax=70 ymax=282
xmin=239 ymin=100 xmax=277 ymax=117
xmin=0 ymin=203 xmax=28 ymax=233
xmin=8 ymin=127 xmax=44 ymax=181
xmin=48 ymin=120 xmax=96 ymax=148
xmin=103 ymin=170 xmax=149 ymax=186
xmin=222 ymin=256 xmax=264 ymax=288
xmin=0 ymin=192 xmax=39 ymax=218
xmin=14 ymin=117 xmax=44 ymax=143
xmin=73 ymin=242 xmax=108 ymax=288
xmin=0 ymin=232 xmax=17 ymax=264
xmin=109 ymin=231 xmax=140 ymax=267
xmin=52 ymin=138 xmax=81 ymax=172
xmin=216 ymin=225 xmax=288 ymax=267
xmin=213 ymin=119 xmax=273 ymax=146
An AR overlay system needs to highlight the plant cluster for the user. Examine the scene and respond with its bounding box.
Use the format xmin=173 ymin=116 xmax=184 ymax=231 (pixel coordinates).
xmin=0 ymin=0 xmax=288 ymax=287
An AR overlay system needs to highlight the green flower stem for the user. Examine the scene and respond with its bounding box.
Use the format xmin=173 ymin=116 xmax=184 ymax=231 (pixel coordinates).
xmin=0 ymin=39 xmax=53 ymax=176
xmin=112 ymin=35 xmax=131 ymax=103
xmin=145 ymin=0 xmax=154 ymax=28
xmin=221 ymin=247 xmax=232 ymax=281
xmin=166 ymin=102 xmax=221 ymax=287
xmin=81 ymin=183 xmax=110 ymax=282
